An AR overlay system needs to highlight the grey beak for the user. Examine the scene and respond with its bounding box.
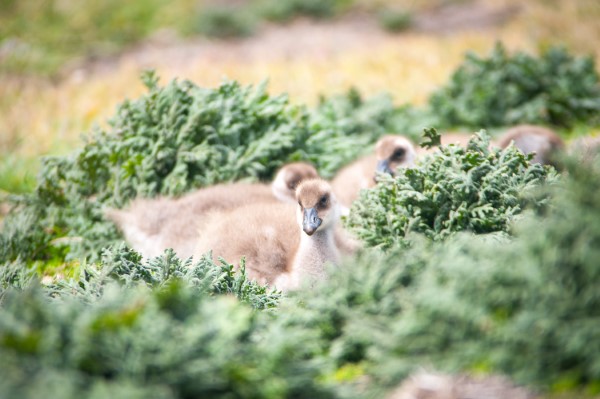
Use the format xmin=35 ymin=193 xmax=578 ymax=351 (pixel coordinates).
xmin=375 ymin=159 xmax=394 ymax=180
xmin=303 ymin=207 xmax=322 ymax=236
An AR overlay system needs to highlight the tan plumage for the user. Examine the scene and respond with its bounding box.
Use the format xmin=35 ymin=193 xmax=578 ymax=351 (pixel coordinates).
xmin=271 ymin=162 xmax=319 ymax=203
xmin=387 ymin=371 xmax=538 ymax=399
xmin=332 ymin=135 xmax=416 ymax=208
xmin=497 ymin=125 xmax=564 ymax=166
xmin=105 ymin=162 xmax=318 ymax=258
xmin=194 ymin=178 xmax=341 ymax=291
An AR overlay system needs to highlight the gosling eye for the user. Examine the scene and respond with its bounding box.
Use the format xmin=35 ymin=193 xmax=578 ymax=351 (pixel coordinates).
xmin=318 ymin=195 xmax=329 ymax=208
xmin=287 ymin=179 xmax=299 ymax=190
xmin=392 ymin=148 xmax=406 ymax=160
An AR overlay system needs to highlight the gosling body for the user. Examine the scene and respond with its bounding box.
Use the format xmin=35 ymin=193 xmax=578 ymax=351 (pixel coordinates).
xmin=497 ymin=125 xmax=564 ymax=166
xmin=106 ymin=162 xmax=318 ymax=258
xmin=195 ymin=179 xmax=341 ymax=291
xmin=332 ymin=135 xmax=416 ymax=208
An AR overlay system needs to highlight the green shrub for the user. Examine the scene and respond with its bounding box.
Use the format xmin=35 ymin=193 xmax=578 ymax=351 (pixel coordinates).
xmin=378 ymin=9 xmax=412 ymax=33
xmin=255 ymin=0 xmax=350 ymax=22
xmin=3 ymin=157 xmax=599 ymax=398
xmin=1 ymin=73 xmax=314 ymax=262
xmin=430 ymin=43 xmax=600 ymax=128
xmin=0 ymin=0 xmax=189 ymax=75
xmin=345 ymin=129 xmax=556 ymax=249
xmin=367 ymin=156 xmax=600 ymax=391
xmin=271 ymin=156 xmax=600 ymax=396
xmin=1 ymin=75 xmax=425 ymax=264
xmin=194 ymin=6 xmax=257 ymax=38
xmin=49 ymin=245 xmax=281 ymax=309
xmin=0 ymin=282 xmax=328 ymax=399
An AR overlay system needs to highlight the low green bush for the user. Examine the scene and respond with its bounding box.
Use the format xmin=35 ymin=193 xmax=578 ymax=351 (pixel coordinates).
xmin=377 ymin=8 xmax=413 ymax=33
xmin=0 ymin=273 xmax=324 ymax=399
xmin=2 ymin=73 xmax=315 ymax=263
xmin=0 ymin=0 xmax=189 ymax=75
xmin=366 ymin=156 xmax=600 ymax=392
xmin=345 ymin=129 xmax=557 ymax=249
xmin=194 ymin=6 xmax=257 ymax=38
xmin=255 ymin=0 xmax=350 ymax=22
xmin=273 ymin=156 xmax=600 ymax=396
xmin=2 ymin=68 xmax=598 ymax=398
xmin=430 ymin=43 xmax=600 ymax=128
xmin=2 ymin=158 xmax=599 ymax=398
xmin=0 ymin=74 xmax=425 ymax=264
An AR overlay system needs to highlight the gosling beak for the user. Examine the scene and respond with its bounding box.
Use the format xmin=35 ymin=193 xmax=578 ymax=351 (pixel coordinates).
xmin=303 ymin=207 xmax=322 ymax=236
xmin=375 ymin=159 xmax=394 ymax=182
xmin=376 ymin=159 xmax=394 ymax=175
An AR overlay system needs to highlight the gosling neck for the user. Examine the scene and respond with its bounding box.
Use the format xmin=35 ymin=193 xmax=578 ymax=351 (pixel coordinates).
xmin=291 ymin=226 xmax=339 ymax=284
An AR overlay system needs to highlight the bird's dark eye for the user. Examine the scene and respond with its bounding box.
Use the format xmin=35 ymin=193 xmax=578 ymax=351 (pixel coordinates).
xmin=319 ymin=195 xmax=329 ymax=208
xmin=392 ymin=148 xmax=406 ymax=160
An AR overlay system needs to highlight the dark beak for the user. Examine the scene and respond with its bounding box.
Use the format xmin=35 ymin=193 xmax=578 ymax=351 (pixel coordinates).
xmin=375 ymin=159 xmax=394 ymax=181
xmin=303 ymin=207 xmax=322 ymax=236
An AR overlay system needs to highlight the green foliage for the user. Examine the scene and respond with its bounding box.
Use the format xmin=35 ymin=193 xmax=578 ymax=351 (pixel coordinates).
xmin=377 ymin=8 xmax=413 ymax=33
xmin=0 ymin=154 xmax=37 ymax=194
xmin=0 ymin=0 xmax=195 ymax=75
xmin=193 ymin=6 xmax=257 ymax=38
xmin=369 ymin=156 xmax=600 ymax=390
xmin=2 ymin=158 xmax=599 ymax=398
xmin=419 ymin=126 xmax=441 ymax=149
xmin=0 ymin=246 xmax=291 ymax=398
xmin=47 ymin=245 xmax=281 ymax=309
xmin=430 ymin=43 xmax=600 ymax=128
xmin=345 ymin=130 xmax=556 ymax=248
xmin=271 ymin=156 xmax=600 ymax=395
xmin=1 ymin=75 xmax=316 ymax=262
xmin=2 ymin=76 xmax=428 ymax=264
xmin=255 ymin=0 xmax=351 ymax=22
xmin=0 ymin=283 xmax=328 ymax=399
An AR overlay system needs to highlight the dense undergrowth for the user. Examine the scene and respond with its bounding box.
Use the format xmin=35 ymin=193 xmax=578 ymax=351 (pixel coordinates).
xmin=2 ymin=153 xmax=600 ymax=398
xmin=430 ymin=43 xmax=600 ymax=129
xmin=0 ymin=72 xmax=435 ymax=264
xmin=346 ymin=129 xmax=557 ymax=248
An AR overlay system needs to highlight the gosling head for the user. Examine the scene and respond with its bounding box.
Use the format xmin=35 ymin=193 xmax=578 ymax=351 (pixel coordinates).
xmin=498 ymin=125 xmax=565 ymax=166
xmin=272 ymin=162 xmax=319 ymax=203
xmin=374 ymin=135 xmax=416 ymax=179
xmin=295 ymin=179 xmax=339 ymax=236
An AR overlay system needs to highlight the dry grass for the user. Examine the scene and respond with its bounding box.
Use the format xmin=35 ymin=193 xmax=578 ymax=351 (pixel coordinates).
xmin=0 ymin=0 xmax=599 ymax=193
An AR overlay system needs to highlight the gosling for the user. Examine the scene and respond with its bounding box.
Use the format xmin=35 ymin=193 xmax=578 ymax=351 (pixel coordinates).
xmin=332 ymin=135 xmax=416 ymax=208
xmin=195 ymin=178 xmax=341 ymax=291
xmin=497 ymin=125 xmax=564 ymax=166
xmin=105 ymin=162 xmax=318 ymax=258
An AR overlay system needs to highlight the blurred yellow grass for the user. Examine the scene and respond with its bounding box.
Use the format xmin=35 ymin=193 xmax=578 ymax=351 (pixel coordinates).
xmin=1 ymin=0 xmax=599 ymax=169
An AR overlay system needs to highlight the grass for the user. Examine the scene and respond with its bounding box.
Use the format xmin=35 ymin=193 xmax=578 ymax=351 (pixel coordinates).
xmin=0 ymin=155 xmax=37 ymax=194
xmin=0 ymin=0 xmax=198 ymax=76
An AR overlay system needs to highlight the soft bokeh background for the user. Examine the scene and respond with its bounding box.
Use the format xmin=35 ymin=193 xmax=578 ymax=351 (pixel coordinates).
xmin=1 ymin=0 xmax=599 ymax=194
